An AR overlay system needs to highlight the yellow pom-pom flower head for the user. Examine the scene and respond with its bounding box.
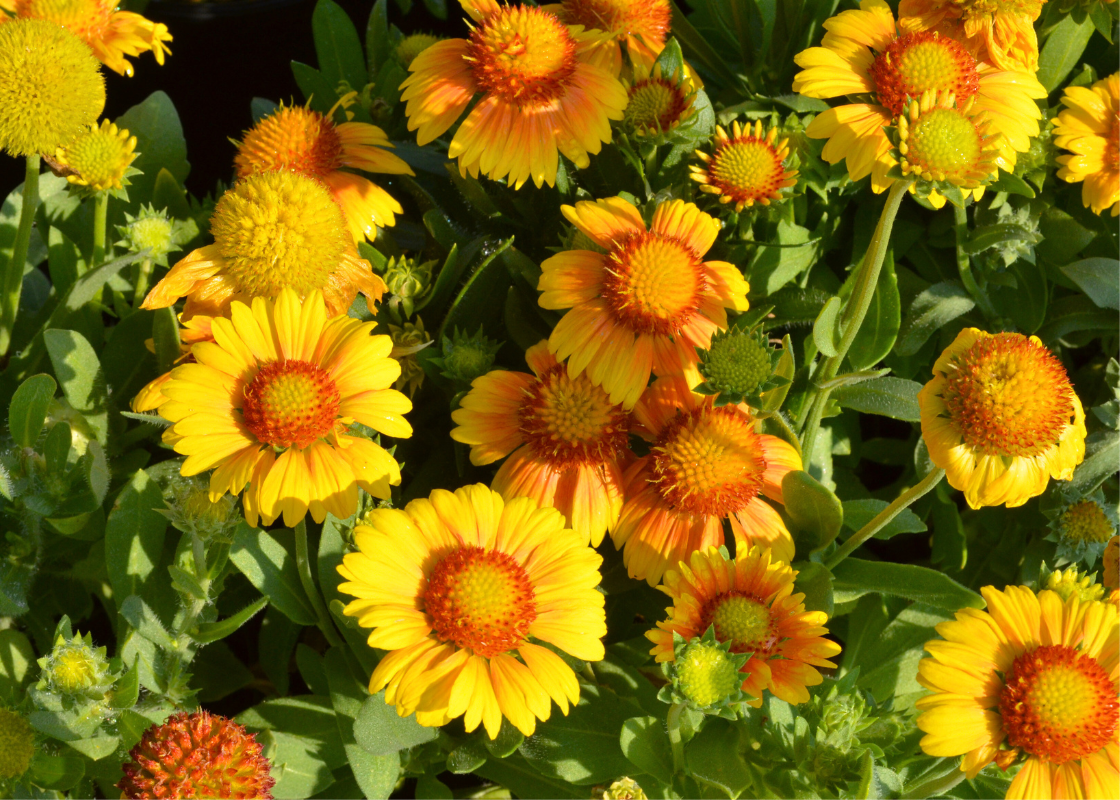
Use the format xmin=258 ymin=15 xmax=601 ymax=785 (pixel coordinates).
xmin=140 ymin=171 xmax=386 ymax=320
xmin=0 ymin=18 xmax=104 ymax=157
xmin=37 ymin=629 xmax=113 ymax=701
xmin=0 ymin=0 xmax=172 ymax=77
xmin=55 ymin=119 xmax=138 ymax=193
xmin=337 ymin=484 xmax=607 ymax=739
xmin=919 ymin=329 xmax=1087 ymax=509
xmin=691 ymin=120 xmax=799 ymax=212
xmin=395 ymin=32 xmax=442 ymax=68
xmin=1052 ymin=73 xmax=1120 ymax=217
xmin=0 ymin=709 xmax=34 ymax=779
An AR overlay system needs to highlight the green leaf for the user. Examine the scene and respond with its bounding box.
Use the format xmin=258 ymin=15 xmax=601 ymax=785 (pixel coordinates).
xmin=152 ymin=307 xmax=181 ymax=374
xmin=115 ymin=92 xmax=190 ymax=203
xmin=832 ymin=559 xmax=984 ymax=610
xmin=963 ymin=222 xmax=1042 ymax=255
xmin=818 ymin=368 xmax=892 ymax=391
xmin=1037 ymin=14 xmax=1095 ymax=92
xmin=353 ymin=691 xmax=439 ymax=756
xmin=0 ymin=628 xmax=34 ymax=704
xmin=438 ymin=237 xmax=513 ymax=341
xmin=748 ymin=219 xmax=817 ymax=295
xmin=238 ymin=696 xmax=346 ymax=798
xmin=291 ymin=61 xmax=341 ymax=115
xmin=620 ymin=716 xmax=673 ymax=785
xmin=108 ymin=662 xmax=140 ymax=709
xmin=841 ymin=499 xmax=927 ymax=541
xmin=484 ymin=719 xmax=526 ymax=759
xmin=47 ymin=227 xmax=80 ymax=298
xmin=119 ymin=595 xmax=177 ymax=651
xmin=194 ymin=595 xmax=269 ymax=644
xmin=668 ymin=0 xmax=739 ymax=87
xmin=313 ymin=0 xmax=368 ymax=93
xmin=812 ymin=295 xmax=842 ymax=358
xmin=230 ymin=524 xmax=318 ymax=626
xmin=475 ymin=753 xmax=585 ymax=799
xmin=27 ymin=752 xmax=85 ymax=791
xmin=991 ymin=259 xmax=1048 ymax=334
xmin=44 ymin=329 xmax=107 ymax=444
xmin=1060 ymin=430 xmax=1119 ymax=500
xmin=794 ymin=561 xmax=834 ymax=616
xmin=847 ymin=251 xmax=900 ymax=370
xmin=365 ymin=0 xmax=391 ymax=74
xmin=1039 ymin=295 xmax=1117 ymax=343
xmin=783 ymin=470 xmax=844 ymax=555
xmin=760 ymin=334 xmax=794 ymax=413
xmin=849 ymin=604 xmax=952 ymax=706
xmin=1061 ymin=258 xmax=1120 ymax=310
xmin=833 ymin=377 xmax=922 ymax=422
xmin=686 ymin=717 xmax=753 ymax=799
xmin=66 ymin=735 xmax=120 ymax=760
xmin=652 ymin=37 xmax=686 ymax=82
xmin=105 ymin=469 xmax=169 ymax=613
xmin=8 ymin=373 xmax=55 ymax=447
xmin=896 ymin=282 xmax=974 ymax=357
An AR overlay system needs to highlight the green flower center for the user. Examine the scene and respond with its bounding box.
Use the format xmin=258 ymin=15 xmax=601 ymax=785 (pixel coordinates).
xmin=676 ymin=641 xmax=741 ymax=707
xmin=701 ymin=331 xmax=770 ymax=397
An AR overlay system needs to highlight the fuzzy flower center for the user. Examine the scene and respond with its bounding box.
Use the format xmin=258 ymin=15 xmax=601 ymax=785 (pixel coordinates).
xmin=904 ymin=106 xmax=983 ymax=178
xmin=1061 ymin=500 xmax=1115 ymax=544
xmin=701 ymin=331 xmax=771 ymax=396
xmin=676 ymin=641 xmax=741 ymax=707
xmin=942 ymin=333 xmax=1074 ymax=458
xmin=0 ymin=709 xmax=34 ymax=779
xmin=652 ymin=406 xmax=767 ymax=516
xmin=519 ymin=364 xmax=629 ymax=467
xmin=602 ymin=233 xmax=705 ymax=335
xmin=13 ymin=0 xmax=112 ymax=41
xmin=235 ymin=106 xmax=344 ymax=179
xmin=625 ymin=78 xmax=688 ymax=131
xmin=466 ymin=6 xmax=576 ymax=107
xmin=701 ymin=592 xmax=779 ymax=655
xmin=396 ymin=33 xmax=441 ymax=68
xmin=242 ymin=361 xmax=341 ymax=450
xmin=709 ymin=136 xmax=788 ymax=206
xmin=210 ymin=171 xmax=350 ymax=299
xmin=999 ymin=645 xmax=1118 ymax=764
xmin=424 ymin=546 xmax=537 ymax=658
xmin=869 ymin=32 xmax=979 ymax=118
xmin=560 ymin=0 xmax=671 ymax=48
xmin=63 ymin=121 xmax=135 ymax=189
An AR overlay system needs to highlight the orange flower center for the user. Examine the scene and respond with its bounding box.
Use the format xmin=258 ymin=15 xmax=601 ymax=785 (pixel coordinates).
xmin=466 ymin=6 xmax=577 ymax=108
xmin=14 ymin=0 xmax=112 ymax=43
xmin=560 ymin=0 xmax=671 ymax=49
xmin=699 ymin=592 xmax=779 ymax=656
xmin=999 ymin=645 xmax=1118 ymax=764
xmin=941 ymin=333 xmax=1074 ymax=458
xmin=602 ymin=232 xmax=706 ymax=335
xmin=519 ymin=364 xmax=629 ymax=467
xmin=625 ymin=77 xmax=689 ymax=132
xmin=241 ymin=360 xmax=341 ymax=450
xmin=652 ymin=406 xmax=767 ymax=516
xmin=868 ymin=32 xmax=979 ymax=117
xmin=234 ymin=105 xmax=344 ymax=179
xmin=708 ymin=135 xmax=788 ymax=206
xmin=423 ymin=546 xmax=537 ymax=658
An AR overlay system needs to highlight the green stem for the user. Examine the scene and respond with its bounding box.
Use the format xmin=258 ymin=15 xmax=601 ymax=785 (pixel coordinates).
xmin=134 ymin=257 xmax=153 ymax=307
xmin=0 ymin=154 xmax=41 ymax=358
xmin=953 ymin=205 xmax=997 ymax=319
xmin=293 ymin=521 xmax=343 ymax=648
xmin=91 ymin=191 xmax=109 ymax=268
xmin=173 ymin=534 xmax=213 ymax=649
xmin=667 ymin=702 xmax=686 ymax=778
xmin=900 ymin=761 xmax=965 ymax=799
xmin=825 ymin=468 xmax=945 ymax=569
xmin=800 ymin=180 xmax=911 ymax=462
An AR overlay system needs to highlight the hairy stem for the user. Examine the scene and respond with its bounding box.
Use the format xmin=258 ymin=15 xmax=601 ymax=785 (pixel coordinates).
xmin=294 ymin=520 xmax=343 ymax=648
xmin=134 ymin=257 xmax=153 ymax=307
xmin=0 ymin=154 xmax=41 ymax=358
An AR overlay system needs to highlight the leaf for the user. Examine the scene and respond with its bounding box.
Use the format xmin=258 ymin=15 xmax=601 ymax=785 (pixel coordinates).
xmin=104 ymin=469 xmax=169 ymax=613
xmin=851 ymin=604 xmax=953 ymax=705
xmin=833 ymin=377 xmax=922 ymax=422
xmin=230 ymin=524 xmax=318 ymax=626
xmin=686 ymin=717 xmax=753 ymax=799
xmin=1061 ymin=258 xmax=1120 ymax=310
xmin=438 ymin=237 xmax=513 ymax=341
xmin=991 ymin=259 xmax=1048 ymax=334
xmin=1037 ymin=14 xmax=1096 ymax=92
xmin=291 ymin=61 xmax=341 ymax=115
xmin=847 ymin=250 xmax=901 ymax=370
xmin=1060 ymin=430 xmax=1120 ymax=500
xmin=812 ymin=295 xmax=842 ymax=357
xmin=8 ymin=373 xmax=55 ymax=447
xmin=1039 ymin=295 xmax=1117 ymax=343
xmin=620 ymin=716 xmax=673 ymax=785
xmin=365 ymin=0 xmax=391 ymax=73
xmin=896 ymin=282 xmax=974 ymax=357
xmin=793 ymin=561 xmax=834 ymax=617
xmin=66 ymin=735 xmax=120 ymax=760
xmin=475 ymin=753 xmax=585 ymax=799
xmin=313 ymin=0 xmax=368 ymax=93
xmin=0 ymin=628 xmax=34 ymax=704
xmin=353 ymin=691 xmax=439 ymax=756
xmin=237 ymin=696 xmax=347 ymax=770
xmin=832 ymin=559 xmax=984 ymax=610
xmin=47 ymin=227 xmax=80 ymax=298
xmin=115 ymin=92 xmax=190 ymax=203
xmin=44 ymin=329 xmax=108 ymax=444
xmin=760 ymin=334 xmax=794 ymax=413
xmin=668 ymin=0 xmax=739 ymax=87
xmin=108 ymin=662 xmax=140 ymax=709
xmin=782 ymin=470 xmax=843 ymax=555
xmin=194 ymin=595 xmax=269 ymax=644
xmin=818 ymin=368 xmax=891 ymax=391
xmin=841 ymin=499 xmax=927 ymax=541
xmin=27 ymin=752 xmax=85 ymax=791
xmin=119 ymin=595 xmax=178 ymax=651
xmin=748 ymin=219 xmax=817 ymax=295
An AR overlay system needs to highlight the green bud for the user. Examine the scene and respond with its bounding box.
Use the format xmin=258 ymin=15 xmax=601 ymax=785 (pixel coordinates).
xmin=658 ymin=626 xmax=749 ymax=716
xmin=696 ymin=327 xmax=776 ymax=406
xmin=600 ymin=777 xmax=648 ymax=800
xmin=38 ymin=631 xmax=113 ymax=701
xmin=395 ymin=33 xmax=443 ymax=69
xmin=0 ymin=709 xmax=34 ymax=779
xmin=432 ymin=327 xmax=502 ymax=385
xmin=160 ymin=474 xmax=241 ymax=543
xmin=1044 ymin=491 xmax=1117 ymax=570
xmin=383 ymin=256 xmax=434 ymax=318
xmin=1042 ymin=565 xmax=1106 ymax=604
xmin=389 ymin=318 xmax=432 ymax=399
xmin=116 ymin=204 xmax=198 ymax=266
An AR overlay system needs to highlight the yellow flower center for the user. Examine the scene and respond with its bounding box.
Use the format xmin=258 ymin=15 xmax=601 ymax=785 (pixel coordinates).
xmin=602 ymin=232 xmax=706 ymax=335
xmin=241 ymin=360 xmax=341 ymax=450
xmin=1061 ymin=500 xmax=1115 ymax=544
xmin=0 ymin=709 xmax=34 ymax=779
xmin=625 ymin=78 xmax=688 ymax=132
xmin=652 ymin=406 xmax=767 ymax=516
xmin=700 ymin=592 xmax=779 ymax=655
xmin=519 ymin=364 xmax=629 ymax=467
xmin=51 ymin=648 xmax=100 ymax=690
xmin=424 ymin=546 xmax=537 ymax=658
xmin=12 ymin=0 xmax=112 ymax=42
xmin=209 ymin=171 xmax=351 ymax=299
xmin=999 ymin=645 xmax=1118 ymax=764
xmin=869 ymin=32 xmax=979 ymax=117
xmin=396 ymin=33 xmax=441 ymax=68
xmin=560 ymin=0 xmax=671 ymax=48
xmin=903 ymin=106 xmax=983 ymax=180
xmin=942 ymin=332 xmax=1074 ymax=458
xmin=234 ymin=105 xmax=343 ymax=180
xmin=709 ymin=136 xmax=788 ymax=206
xmin=62 ymin=120 xmax=136 ymax=191
xmin=676 ymin=641 xmax=741 ymax=707
xmin=466 ymin=6 xmax=577 ymax=107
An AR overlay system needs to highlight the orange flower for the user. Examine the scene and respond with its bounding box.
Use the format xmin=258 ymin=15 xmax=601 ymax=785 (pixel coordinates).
xmin=898 ymin=0 xmax=1044 ymax=72
xmin=451 ymin=341 xmax=631 ymax=547
xmin=613 ymin=377 xmax=800 ymax=586
xmin=548 ymin=0 xmax=673 ymax=75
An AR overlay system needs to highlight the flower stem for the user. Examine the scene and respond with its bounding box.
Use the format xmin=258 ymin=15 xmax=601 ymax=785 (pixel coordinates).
xmin=0 ymin=154 xmax=41 ymax=358
xmin=800 ymin=180 xmax=911 ymax=463
xmin=134 ymin=257 xmax=153 ymax=307
xmin=825 ymin=468 xmax=945 ymax=569
xmin=91 ymin=191 xmax=109 ymax=267
xmin=293 ymin=520 xmax=344 ymax=648
xmin=667 ymin=702 xmax=686 ymax=777
xmin=953 ymin=204 xmax=997 ymax=319
xmin=900 ymin=760 xmax=965 ymax=799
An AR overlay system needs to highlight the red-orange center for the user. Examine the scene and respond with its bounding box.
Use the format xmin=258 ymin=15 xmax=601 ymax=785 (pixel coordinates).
xmin=560 ymin=0 xmax=671 ymax=49
xmin=423 ymin=546 xmax=537 ymax=658
xmin=999 ymin=645 xmax=1118 ymax=764
xmin=234 ymin=106 xmax=344 ymax=179
xmin=241 ymin=360 xmax=341 ymax=450
xmin=868 ymin=32 xmax=979 ymax=118
xmin=466 ymin=6 xmax=577 ymax=108
xmin=519 ymin=364 xmax=630 ymax=468
xmin=602 ymin=232 xmax=706 ymax=336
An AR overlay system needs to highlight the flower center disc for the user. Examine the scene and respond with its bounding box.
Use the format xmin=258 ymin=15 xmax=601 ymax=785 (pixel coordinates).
xmin=519 ymin=365 xmax=629 ymax=467
xmin=242 ymin=360 xmax=341 ymax=449
xmin=906 ymin=107 xmax=983 ymax=179
xmin=677 ymin=642 xmax=740 ymax=707
xmin=625 ymin=78 xmax=687 ymax=131
xmin=869 ymin=32 xmax=979 ymax=117
xmin=709 ymin=136 xmax=788 ymax=206
xmin=15 ymin=0 xmax=112 ymax=41
xmin=424 ymin=546 xmax=537 ymax=658
xmin=560 ymin=0 xmax=671 ymax=48
xmin=999 ymin=645 xmax=1119 ymax=764
xmin=1061 ymin=501 xmax=1114 ymax=544
xmin=466 ymin=7 xmax=577 ymax=107
xmin=700 ymin=592 xmax=779 ymax=655
xmin=942 ymin=333 xmax=1074 ymax=458
xmin=210 ymin=171 xmax=350 ymax=298
xmin=66 ymin=127 xmax=130 ymax=187
xmin=235 ymin=106 xmax=344 ymax=179
xmin=652 ymin=407 xmax=767 ymax=516
xmin=602 ymin=233 xmax=705 ymax=335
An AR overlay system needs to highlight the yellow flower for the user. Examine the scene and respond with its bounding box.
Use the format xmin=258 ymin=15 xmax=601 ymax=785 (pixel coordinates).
xmin=1053 ymin=73 xmax=1120 ymax=217
xmin=648 ymin=546 xmax=842 ymax=706
xmin=140 ymin=171 xmax=386 ymax=320
xmin=400 ymin=0 xmax=627 ymax=188
xmin=623 ymin=61 xmax=697 ymax=139
xmin=0 ymin=0 xmax=172 ymax=77
xmin=337 ymin=484 xmax=607 ymax=738
xmin=539 ymin=196 xmax=749 ymax=408
xmin=0 ymin=18 xmax=104 ymax=157
xmin=56 ymin=119 xmax=137 ymax=192
xmin=395 ymin=33 xmax=442 ymax=68
xmin=917 ymin=585 xmax=1119 ymax=799
xmin=614 ymin=377 xmax=800 ymax=586
xmin=898 ymin=0 xmax=1045 ymax=72
xmin=549 ymin=0 xmax=672 ymax=74
xmin=919 ymin=329 xmax=1086 ymax=509
xmin=792 ymin=0 xmax=1044 ymax=193
xmin=451 ymin=340 xmax=632 ymax=547
xmin=157 ymin=288 xmax=412 ymax=528
xmin=234 ymin=102 xmax=414 ymax=241
xmin=690 ymin=120 xmax=799 ymax=211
